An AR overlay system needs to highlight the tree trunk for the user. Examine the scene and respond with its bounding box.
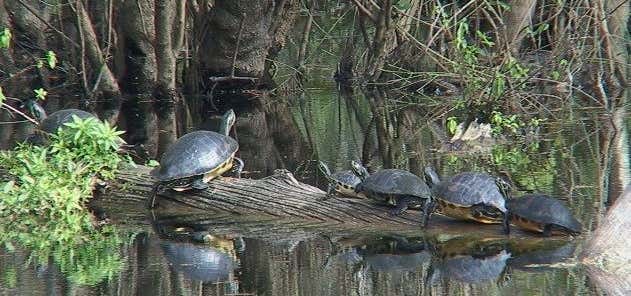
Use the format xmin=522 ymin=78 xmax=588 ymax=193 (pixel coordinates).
xmin=154 ymin=0 xmax=180 ymax=156
xmin=71 ymin=0 xmax=122 ymax=123
xmin=499 ymin=0 xmax=537 ymax=56
xmin=117 ymin=0 xmax=158 ymax=156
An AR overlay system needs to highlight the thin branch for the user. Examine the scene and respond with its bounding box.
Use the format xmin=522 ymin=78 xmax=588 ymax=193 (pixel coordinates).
xmin=350 ymin=0 xmax=377 ymax=22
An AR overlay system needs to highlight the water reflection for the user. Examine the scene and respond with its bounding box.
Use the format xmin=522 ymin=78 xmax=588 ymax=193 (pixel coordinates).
xmin=160 ymin=241 xmax=237 ymax=285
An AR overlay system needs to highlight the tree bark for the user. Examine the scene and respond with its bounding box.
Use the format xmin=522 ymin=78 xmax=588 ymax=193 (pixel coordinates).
xmin=498 ymin=0 xmax=537 ymax=56
xmin=154 ymin=0 xmax=179 ymax=156
xmin=72 ymin=0 xmax=122 ymax=123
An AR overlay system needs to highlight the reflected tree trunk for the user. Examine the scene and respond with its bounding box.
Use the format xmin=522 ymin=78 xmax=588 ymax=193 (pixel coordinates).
xmin=498 ymin=0 xmax=536 ymax=55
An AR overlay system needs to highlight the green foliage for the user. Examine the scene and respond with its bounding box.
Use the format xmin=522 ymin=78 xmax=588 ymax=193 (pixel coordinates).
xmin=33 ymin=88 xmax=47 ymax=101
xmin=491 ymin=144 xmax=555 ymax=191
xmin=0 ymin=28 xmax=10 ymax=48
xmin=0 ymin=86 xmax=5 ymax=106
xmin=45 ymin=51 xmax=57 ymax=69
xmin=446 ymin=116 xmax=458 ymax=135
xmin=0 ymin=116 xmax=128 ymax=284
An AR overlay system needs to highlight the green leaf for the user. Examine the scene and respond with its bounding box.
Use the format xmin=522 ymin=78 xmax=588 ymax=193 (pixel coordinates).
xmin=46 ymin=51 xmax=57 ymax=69
xmin=2 ymin=181 xmax=14 ymax=193
xmin=0 ymin=86 xmax=5 ymax=106
xmin=146 ymin=159 xmax=159 ymax=167
xmin=34 ymin=88 xmax=47 ymax=101
xmin=0 ymin=28 xmax=11 ymax=48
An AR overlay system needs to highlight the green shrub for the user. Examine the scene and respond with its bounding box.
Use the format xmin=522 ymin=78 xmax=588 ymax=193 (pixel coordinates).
xmin=0 ymin=115 xmax=128 ymax=284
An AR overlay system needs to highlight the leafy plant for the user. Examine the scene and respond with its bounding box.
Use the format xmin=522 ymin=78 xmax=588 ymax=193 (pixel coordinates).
xmin=0 ymin=115 xmax=129 ymax=284
xmin=0 ymin=28 xmax=10 ymax=48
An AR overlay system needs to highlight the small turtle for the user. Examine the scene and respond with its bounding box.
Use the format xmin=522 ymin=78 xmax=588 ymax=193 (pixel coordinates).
xmin=424 ymin=167 xmax=510 ymax=234
xmin=318 ymin=160 xmax=368 ymax=199
xmin=507 ymin=194 xmax=582 ymax=236
xmin=353 ymin=168 xmax=434 ymax=227
xmin=150 ymin=109 xmax=244 ymax=208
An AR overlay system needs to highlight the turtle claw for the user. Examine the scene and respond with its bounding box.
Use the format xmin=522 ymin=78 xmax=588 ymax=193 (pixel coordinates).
xmin=191 ymin=179 xmax=210 ymax=190
xmin=229 ymin=157 xmax=244 ymax=178
xmin=388 ymin=207 xmax=404 ymax=216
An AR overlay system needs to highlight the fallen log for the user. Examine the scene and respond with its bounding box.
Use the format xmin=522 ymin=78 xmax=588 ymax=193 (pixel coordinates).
xmin=93 ymin=165 xmax=511 ymax=237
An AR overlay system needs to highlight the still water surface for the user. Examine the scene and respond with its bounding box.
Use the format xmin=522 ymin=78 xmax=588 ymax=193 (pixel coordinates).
xmin=1 ymin=82 xmax=627 ymax=295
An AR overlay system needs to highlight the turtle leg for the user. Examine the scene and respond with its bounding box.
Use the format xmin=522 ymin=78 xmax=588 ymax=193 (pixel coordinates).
xmin=320 ymin=183 xmax=335 ymax=201
xmin=149 ymin=183 xmax=165 ymax=209
xmin=421 ymin=198 xmax=436 ymax=228
xmin=502 ymin=212 xmax=510 ymax=235
xmin=191 ymin=178 xmax=210 ymax=190
xmin=542 ymin=224 xmax=552 ymax=237
xmin=389 ymin=196 xmax=412 ymax=216
xmin=228 ymin=157 xmax=245 ymax=178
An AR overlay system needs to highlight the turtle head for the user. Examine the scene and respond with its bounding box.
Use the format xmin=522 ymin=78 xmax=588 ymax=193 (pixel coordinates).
xmin=23 ymin=99 xmax=47 ymax=122
xmin=350 ymin=160 xmax=369 ymax=180
xmin=423 ymin=166 xmax=441 ymax=187
xmin=495 ymin=177 xmax=512 ymax=199
xmin=318 ymin=161 xmax=331 ymax=177
xmin=219 ymin=109 xmax=236 ymax=136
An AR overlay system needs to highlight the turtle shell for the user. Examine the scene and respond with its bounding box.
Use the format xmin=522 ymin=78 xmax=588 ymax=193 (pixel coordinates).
xmin=331 ymin=170 xmax=362 ymax=188
xmin=357 ymin=169 xmax=431 ymax=200
xmin=40 ymin=109 xmax=96 ymax=133
xmin=507 ymin=194 xmax=582 ymax=233
xmin=432 ymin=172 xmax=507 ymax=213
xmin=151 ymin=131 xmax=238 ymax=182
xmin=161 ymin=242 xmax=234 ymax=283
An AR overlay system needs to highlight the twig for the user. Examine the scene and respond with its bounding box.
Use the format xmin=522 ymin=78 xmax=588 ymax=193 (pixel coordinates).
xmin=0 ymin=103 xmax=39 ymax=125
xmin=208 ymin=13 xmax=257 ymax=84
xmin=349 ymin=0 xmax=377 ymax=22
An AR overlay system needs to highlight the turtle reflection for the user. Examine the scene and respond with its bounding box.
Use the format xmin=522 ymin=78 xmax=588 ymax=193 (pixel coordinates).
xmin=324 ymin=235 xmax=432 ymax=273
xmin=508 ymin=239 xmax=576 ymax=271
xmin=160 ymin=240 xmax=237 ymax=284
xmin=427 ymin=237 xmax=511 ymax=285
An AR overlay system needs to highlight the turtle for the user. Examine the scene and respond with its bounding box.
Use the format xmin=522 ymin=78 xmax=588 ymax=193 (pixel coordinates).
xmin=23 ymin=100 xmax=96 ymax=144
xmin=423 ymin=167 xmax=510 ymax=234
xmin=353 ymin=168 xmax=434 ymax=227
xmin=149 ymin=109 xmax=244 ymax=208
xmin=318 ymin=160 xmax=368 ymax=199
xmin=506 ymin=194 xmax=582 ymax=236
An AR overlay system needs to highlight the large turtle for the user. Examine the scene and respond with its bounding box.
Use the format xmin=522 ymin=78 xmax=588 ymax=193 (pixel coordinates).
xmin=507 ymin=194 xmax=582 ymax=236
xmin=318 ymin=160 xmax=368 ymax=199
xmin=150 ymin=109 xmax=243 ymax=208
xmin=353 ymin=167 xmax=434 ymax=227
xmin=424 ymin=167 xmax=510 ymax=234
